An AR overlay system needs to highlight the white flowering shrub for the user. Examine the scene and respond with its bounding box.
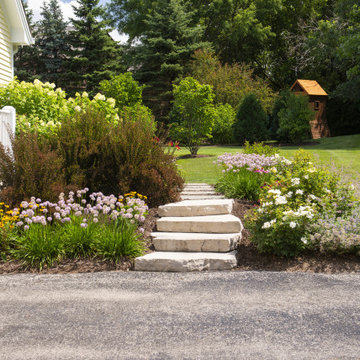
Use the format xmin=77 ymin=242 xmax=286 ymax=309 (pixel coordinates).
xmin=246 ymin=150 xmax=357 ymax=257
xmin=0 ymin=79 xmax=119 ymax=136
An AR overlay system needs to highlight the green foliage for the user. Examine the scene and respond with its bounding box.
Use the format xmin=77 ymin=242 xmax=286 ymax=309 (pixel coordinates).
xmin=211 ymin=104 xmax=236 ymax=144
xmin=0 ymin=132 xmax=66 ymax=206
xmin=233 ymin=94 xmax=269 ymax=144
xmin=246 ymin=150 xmax=356 ymax=257
xmin=99 ymin=73 xmax=145 ymax=110
xmin=12 ymin=224 xmax=65 ymax=270
xmin=243 ymin=141 xmax=279 ymax=156
xmin=216 ymin=168 xmax=271 ymax=201
xmin=14 ymin=1 xmax=39 ymax=82
xmin=129 ymin=0 xmax=210 ymax=122
xmin=35 ymin=0 xmax=69 ymax=87
xmin=270 ymin=90 xmax=290 ymax=140
xmin=170 ymin=77 xmax=216 ymax=155
xmin=64 ymin=0 xmax=123 ymax=96
xmin=0 ymin=79 xmax=120 ymax=136
xmin=189 ymin=50 xmax=276 ymax=112
xmin=277 ymin=93 xmax=313 ymax=143
xmin=93 ymin=219 xmax=144 ymax=261
xmin=57 ymin=109 xmax=183 ymax=206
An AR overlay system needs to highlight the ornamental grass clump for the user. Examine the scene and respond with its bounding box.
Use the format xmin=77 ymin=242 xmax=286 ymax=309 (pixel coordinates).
xmin=246 ymin=150 xmax=357 ymax=257
xmin=9 ymin=188 xmax=148 ymax=269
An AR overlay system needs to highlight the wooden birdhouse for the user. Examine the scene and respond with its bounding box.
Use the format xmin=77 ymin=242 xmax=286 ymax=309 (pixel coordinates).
xmin=290 ymin=79 xmax=330 ymax=139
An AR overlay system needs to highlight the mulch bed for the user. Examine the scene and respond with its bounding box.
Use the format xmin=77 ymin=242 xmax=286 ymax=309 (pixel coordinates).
xmin=1 ymin=200 xmax=359 ymax=274
xmin=177 ymin=154 xmax=213 ymax=159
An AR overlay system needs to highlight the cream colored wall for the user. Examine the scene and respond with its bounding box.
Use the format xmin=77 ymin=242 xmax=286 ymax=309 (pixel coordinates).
xmin=0 ymin=4 xmax=13 ymax=84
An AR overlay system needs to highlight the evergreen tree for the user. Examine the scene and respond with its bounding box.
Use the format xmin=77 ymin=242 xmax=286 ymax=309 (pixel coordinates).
xmin=14 ymin=1 xmax=39 ymax=82
xmin=65 ymin=0 xmax=123 ymax=96
xmin=36 ymin=0 xmax=69 ymax=86
xmin=130 ymin=0 xmax=210 ymax=122
xmin=234 ymin=94 xmax=269 ymax=144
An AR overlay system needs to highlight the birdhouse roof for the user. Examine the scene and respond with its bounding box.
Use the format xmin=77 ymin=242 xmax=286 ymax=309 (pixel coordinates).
xmin=290 ymin=79 xmax=328 ymax=96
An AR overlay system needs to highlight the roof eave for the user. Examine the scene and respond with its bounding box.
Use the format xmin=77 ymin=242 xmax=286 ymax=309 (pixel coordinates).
xmin=1 ymin=0 xmax=34 ymax=45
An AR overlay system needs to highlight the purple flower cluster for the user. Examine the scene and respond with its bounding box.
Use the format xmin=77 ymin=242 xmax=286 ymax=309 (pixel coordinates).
xmin=13 ymin=188 xmax=148 ymax=232
xmin=215 ymin=152 xmax=278 ymax=173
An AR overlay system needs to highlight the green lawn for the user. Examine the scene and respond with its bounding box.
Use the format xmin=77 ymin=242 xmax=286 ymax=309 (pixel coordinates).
xmin=176 ymin=134 xmax=360 ymax=184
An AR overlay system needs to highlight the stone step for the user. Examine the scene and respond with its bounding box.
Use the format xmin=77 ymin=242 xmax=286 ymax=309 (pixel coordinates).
xmin=181 ymin=194 xmax=225 ymax=200
xmin=158 ymin=199 xmax=233 ymax=217
xmin=134 ymin=251 xmax=237 ymax=272
xmin=185 ymin=183 xmax=211 ymax=186
xmin=151 ymin=232 xmax=241 ymax=252
xmin=181 ymin=191 xmax=218 ymax=196
xmin=183 ymin=185 xmax=215 ymax=189
xmin=156 ymin=214 xmax=242 ymax=233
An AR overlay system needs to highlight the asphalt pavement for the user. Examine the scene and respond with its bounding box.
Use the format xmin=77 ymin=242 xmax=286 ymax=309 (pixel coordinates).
xmin=1 ymin=270 xmax=360 ymax=359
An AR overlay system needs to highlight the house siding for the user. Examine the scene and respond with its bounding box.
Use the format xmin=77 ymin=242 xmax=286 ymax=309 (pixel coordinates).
xmin=0 ymin=4 xmax=13 ymax=84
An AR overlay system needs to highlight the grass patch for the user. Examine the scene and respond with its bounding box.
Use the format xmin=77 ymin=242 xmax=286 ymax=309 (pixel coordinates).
xmin=176 ymin=134 xmax=360 ymax=185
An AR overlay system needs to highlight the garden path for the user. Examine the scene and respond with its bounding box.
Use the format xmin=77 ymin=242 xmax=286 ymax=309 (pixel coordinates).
xmin=135 ymin=184 xmax=242 ymax=271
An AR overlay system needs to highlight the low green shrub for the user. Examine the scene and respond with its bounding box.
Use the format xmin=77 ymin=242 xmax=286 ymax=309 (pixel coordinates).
xmin=246 ymin=150 xmax=357 ymax=257
xmin=0 ymin=106 xmax=183 ymax=207
xmin=0 ymin=132 xmax=67 ymax=206
xmin=243 ymin=141 xmax=279 ymax=156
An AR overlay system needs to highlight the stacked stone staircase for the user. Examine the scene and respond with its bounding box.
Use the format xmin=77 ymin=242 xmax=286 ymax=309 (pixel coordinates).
xmin=135 ymin=183 xmax=243 ymax=272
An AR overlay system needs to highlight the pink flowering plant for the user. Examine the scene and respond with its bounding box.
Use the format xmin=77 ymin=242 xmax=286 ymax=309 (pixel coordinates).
xmin=10 ymin=188 xmax=148 ymax=269
xmin=246 ymin=150 xmax=357 ymax=257
xmin=214 ymin=152 xmax=280 ymax=201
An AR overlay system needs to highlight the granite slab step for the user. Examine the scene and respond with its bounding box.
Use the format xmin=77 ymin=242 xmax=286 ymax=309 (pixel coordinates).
xmin=134 ymin=251 xmax=237 ymax=272
xmin=183 ymin=185 xmax=215 ymax=190
xmin=151 ymin=232 xmax=241 ymax=252
xmin=158 ymin=199 xmax=233 ymax=217
xmin=181 ymin=194 xmax=225 ymax=200
xmin=156 ymin=214 xmax=242 ymax=233
xmin=181 ymin=191 xmax=218 ymax=196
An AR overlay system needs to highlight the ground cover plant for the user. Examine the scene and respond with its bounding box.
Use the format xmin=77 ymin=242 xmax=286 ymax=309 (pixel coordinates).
xmin=0 ymin=189 xmax=148 ymax=269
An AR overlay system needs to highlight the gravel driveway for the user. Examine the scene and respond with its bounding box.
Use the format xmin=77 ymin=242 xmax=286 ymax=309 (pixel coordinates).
xmin=1 ymin=271 xmax=360 ymax=359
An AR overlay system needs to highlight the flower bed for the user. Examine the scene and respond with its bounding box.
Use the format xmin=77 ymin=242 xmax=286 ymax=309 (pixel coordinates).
xmin=216 ymin=149 xmax=359 ymax=258
xmin=0 ymin=189 xmax=148 ymax=269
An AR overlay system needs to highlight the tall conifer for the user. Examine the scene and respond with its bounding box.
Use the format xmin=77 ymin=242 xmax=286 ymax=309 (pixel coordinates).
xmin=14 ymin=1 xmax=39 ymax=82
xmin=65 ymin=0 xmax=123 ymax=96
xmin=130 ymin=0 xmax=210 ymax=122
xmin=36 ymin=0 xmax=68 ymax=86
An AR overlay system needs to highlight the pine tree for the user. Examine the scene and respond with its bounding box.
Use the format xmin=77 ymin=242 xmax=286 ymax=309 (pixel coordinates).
xmin=65 ymin=0 xmax=123 ymax=96
xmin=130 ymin=0 xmax=210 ymax=122
xmin=14 ymin=1 xmax=39 ymax=82
xmin=35 ymin=0 xmax=69 ymax=86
